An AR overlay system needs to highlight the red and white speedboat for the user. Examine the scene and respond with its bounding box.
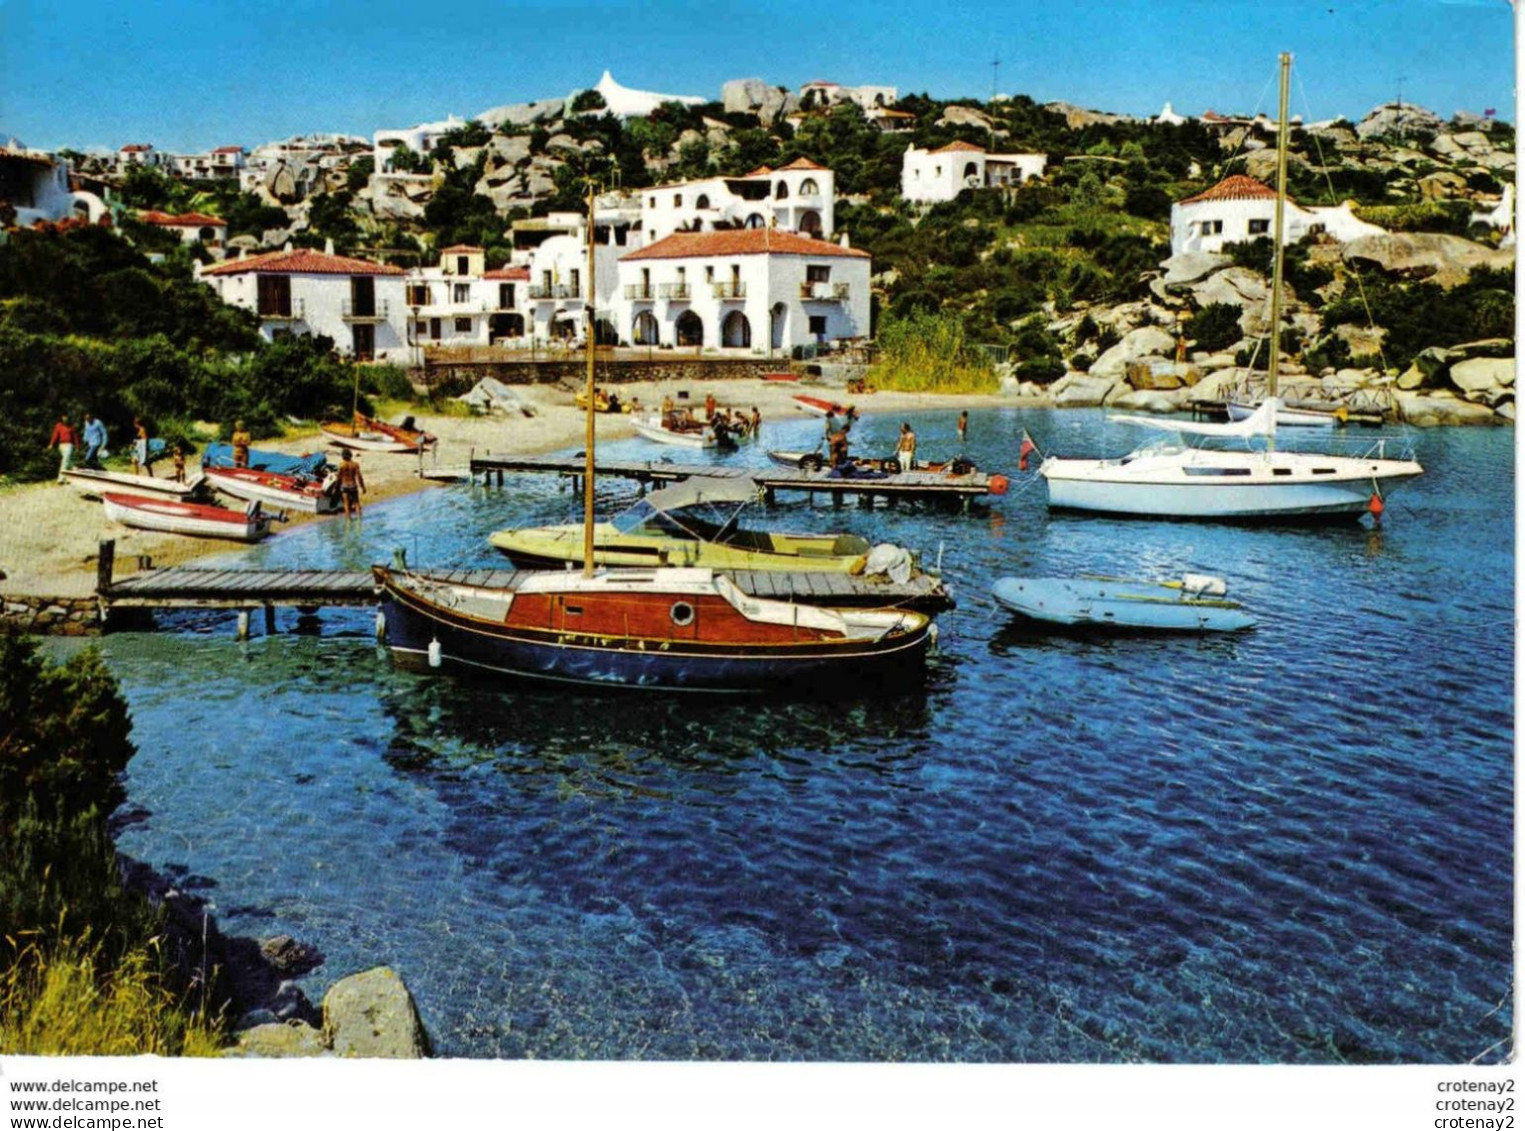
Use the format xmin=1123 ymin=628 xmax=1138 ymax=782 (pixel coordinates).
xmin=101 ymin=492 xmax=273 ymax=542
xmin=320 ymin=413 xmax=435 ymax=453
xmin=204 ymin=465 xmax=340 ymax=515
xmin=792 ymin=394 xmax=854 ymax=417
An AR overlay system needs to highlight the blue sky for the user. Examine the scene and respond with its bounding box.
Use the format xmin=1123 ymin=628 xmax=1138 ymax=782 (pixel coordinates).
xmin=1 ymin=0 xmax=1516 ymax=153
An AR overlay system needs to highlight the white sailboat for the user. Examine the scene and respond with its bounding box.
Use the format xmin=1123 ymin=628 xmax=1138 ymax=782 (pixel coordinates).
xmin=1038 ymin=53 xmax=1423 ymax=521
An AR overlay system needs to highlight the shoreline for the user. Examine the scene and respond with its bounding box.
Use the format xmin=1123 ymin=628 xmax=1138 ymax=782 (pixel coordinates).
xmin=0 ymin=379 xmax=1015 ymax=602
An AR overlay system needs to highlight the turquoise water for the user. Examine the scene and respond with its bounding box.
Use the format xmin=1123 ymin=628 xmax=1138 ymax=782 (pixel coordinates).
xmin=100 ymin=408 xmax=1513 ymax=1062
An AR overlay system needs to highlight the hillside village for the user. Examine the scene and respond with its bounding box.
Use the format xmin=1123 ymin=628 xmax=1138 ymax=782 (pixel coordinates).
xmin=0 ymin=68 xmax=1516 ymax=460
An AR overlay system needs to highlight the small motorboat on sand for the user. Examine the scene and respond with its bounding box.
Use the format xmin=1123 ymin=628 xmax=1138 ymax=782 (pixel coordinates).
xmin=101 ymin=492 xmax=274 ymax=542
xmin=64 ymin=467 xmax=207 ymax=500
xmin=320 ymin=413 xmax=435 ymax=453
xmin=204 ymin=465 xmax=341 ymax=515
xmin=991 ymin=573 xmax=1257 ymax=632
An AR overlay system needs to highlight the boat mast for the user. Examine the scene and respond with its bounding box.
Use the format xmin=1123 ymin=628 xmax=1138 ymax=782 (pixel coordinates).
xmin=1267 ymin=51 xmax=1292 ymax=448
xmin=583 ymin=181 xmax=597 ymax=576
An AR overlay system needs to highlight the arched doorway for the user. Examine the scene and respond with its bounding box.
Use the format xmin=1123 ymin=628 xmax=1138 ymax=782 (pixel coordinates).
xmin=594 ymin=318 xmax=619 ymax=346
xmin=963 ymin=161 xmax=980 ymax=184
xmin=675 ymin=311 xmax=704 ymax=348
xmin=770 ymin=303 xmax=788 ymax=351
xmin=745 ymin=213 xmax=765 ymax=229
xmin=633 ymin=311 xmax=659 ymax=345
xmin=722 ymin=311 xmax=751 ymax=348
xmin=799 ymin=210 xmax=822 ymax=237
xmin=775 ymin=181 xmax=790 ymax=199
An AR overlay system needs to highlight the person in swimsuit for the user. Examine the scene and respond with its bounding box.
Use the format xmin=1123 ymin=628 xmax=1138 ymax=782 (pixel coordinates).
xmin=336 ymin=447 xmax=366 ymax=518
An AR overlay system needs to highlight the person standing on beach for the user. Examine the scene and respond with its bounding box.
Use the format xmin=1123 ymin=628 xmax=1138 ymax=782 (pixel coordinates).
xmin=895 ymin=422 xmax=917 ymax=472
xmin=336 ymin=448 xmax=365 ymax=518
xmin=131 ymin=416 xmax=151 ymax=477
xmin=171 ymin=444 xmax=186 ymax=484
xmin=82 ymin=413 xmax=108 ymax=468
xmin=48 ymin=414 xmax=78 ymax=482
xmin=957 ymin=410 xmax=968 ymax=443
xmin=750 ymin=406 xmax=761 ymax=436
xmin=231 ymin=420 xmax=252 ymax=469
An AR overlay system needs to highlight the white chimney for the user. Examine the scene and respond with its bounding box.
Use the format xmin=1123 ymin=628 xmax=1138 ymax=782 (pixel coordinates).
xmin=838 ymin=231 xmax=850 ymax=249
xmin=324 ymin=237 xmax=335 ymax=255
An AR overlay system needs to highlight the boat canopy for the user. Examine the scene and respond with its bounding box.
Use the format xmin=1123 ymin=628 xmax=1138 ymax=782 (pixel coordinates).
xmin=203 ymin=442 xmax=330 ymax=477
xmin=641 ymin=477 xmax=760 ymax=511
xmin=1109 ymin=397 xmax=1280 ymax=440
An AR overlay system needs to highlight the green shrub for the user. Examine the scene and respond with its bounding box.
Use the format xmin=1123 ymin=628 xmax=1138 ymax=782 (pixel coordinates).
xmin=868 ymin=311 xmax=1000 ymax=393
xmin=1186 ymin=302 xmax=1244 ymax=352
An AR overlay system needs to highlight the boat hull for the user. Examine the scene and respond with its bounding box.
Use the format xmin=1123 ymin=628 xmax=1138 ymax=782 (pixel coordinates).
xmin=101 ymin=492 xmax=271 ymax=541
xmin=992 ymin=577 xmax=1256 ymax=632
xmin=629 ymin=415 xmax=715 ymax=449
xmin=375 ymin=569 xmax=932 ymax=694
xmin=1226 ymin=401 xmax=1342 ymax=428
xmin=205 ymin=467 xmax=340 ymax=514
xmin=1041 ymin=449 xmax=1423 ymax=519
xmin=65 ymin=468 xmax=206 ymax=500
xmin=319 ymin=426 xmax=418 ymax=453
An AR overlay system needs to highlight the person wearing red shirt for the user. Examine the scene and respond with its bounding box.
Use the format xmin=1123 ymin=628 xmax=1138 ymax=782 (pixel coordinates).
xmin=48 ymin=414 xmax=78 ymax=483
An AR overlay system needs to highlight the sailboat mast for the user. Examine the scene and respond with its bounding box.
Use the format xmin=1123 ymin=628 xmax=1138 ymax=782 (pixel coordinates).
xmin=583 ymin=182 xmax=597 ymax=576
xmin=1267 ymin=51 xmax=1292 ymax=423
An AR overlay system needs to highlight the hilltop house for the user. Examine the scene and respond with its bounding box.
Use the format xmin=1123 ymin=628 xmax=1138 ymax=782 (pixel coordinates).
xmin=373 ymin=116 xmax=468 ymax=172
xmin=0 ymin=143 xmax=108 ymax=227
xmin=199 ymin=248 xmax=408 ymax=361
xmin=139 ymin=210 xmax=228 ymax=248
xmin=638 ymin=157 xmax=835 ymax=243
xmin=1170 ymin=174 xmax=1386 ymax=255
xmin=171 ymin=146 xmax=246 ymax=180
xmin=116 ymin=144 xmax=163 ymax=169
xmin=900 ymin=141 xmax=1047 ymax=203
xmin=616 ymin=228 xmax=871 ymax=352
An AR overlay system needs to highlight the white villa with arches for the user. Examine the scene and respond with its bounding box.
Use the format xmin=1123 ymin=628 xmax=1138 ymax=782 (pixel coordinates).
xmin=1170 ymin=174 xmax=1387 ymax=255
xmin=900 ymin=141 xmax=1047 ymax=203
xmin=616 ymin=228 xmax=871 ymax=353
xmin=638 ymin=158 xmax=836 ymax=244
xmin=0 ymin=143 xmax=108 ymax=226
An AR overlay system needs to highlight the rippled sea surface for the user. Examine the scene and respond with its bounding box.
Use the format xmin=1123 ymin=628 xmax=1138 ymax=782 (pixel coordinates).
xmin=99 ymin=407 xmax=1513 ymax=1062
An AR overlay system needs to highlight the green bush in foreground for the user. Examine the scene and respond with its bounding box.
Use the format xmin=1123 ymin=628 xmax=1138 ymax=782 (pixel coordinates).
xmin=0 ymin=638 xmax=226 ymax=1055
xmin=868 ymin=311 xmax=1001 ymax=394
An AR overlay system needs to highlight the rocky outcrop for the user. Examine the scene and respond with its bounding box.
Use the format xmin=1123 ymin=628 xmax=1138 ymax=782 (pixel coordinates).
xmin=1355 ymin=102 xmax=1446 ymax=141
xmin=477 ymin=99 xmax=564 ymax=130
xmin=1159 ymin=251 xmax=1232 ymax=292
xmin=1341 ymin=232 xmax=1514 ymax=288
xmin=1049 ymin=371 xmax=1124 ymax=406
xmin=322 ymin=967 xmax=431 ymax=1058
xmin=0 ymin=595 xmax=99 ymax=635
xmin=1395 ymin=390 xmax=1500 ymax=427
xmin=1448 ymin=357 xmax=1515 ymax=403
xmin=1088 ymin=326 xmax=1176 ymax=380
xmin=938 ymin=105 xmax=997 ymax=132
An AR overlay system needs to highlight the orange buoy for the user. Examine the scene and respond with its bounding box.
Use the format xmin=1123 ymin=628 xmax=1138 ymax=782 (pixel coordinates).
xmin=1368 ymin=491 xmax=1385 ymax=519
xmin=988 ymin=474 xmax=1010 ymax=495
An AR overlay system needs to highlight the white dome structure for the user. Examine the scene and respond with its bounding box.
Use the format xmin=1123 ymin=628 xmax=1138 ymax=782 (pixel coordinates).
xmin=580 ymin=70 xmax=705 ymax=118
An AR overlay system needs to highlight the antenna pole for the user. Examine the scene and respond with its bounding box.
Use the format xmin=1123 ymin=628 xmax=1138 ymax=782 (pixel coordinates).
xmin=1266 ymin=51 xmax=1291 ymax=450
xmin=583 ymin=180 xmax=597 ymax=577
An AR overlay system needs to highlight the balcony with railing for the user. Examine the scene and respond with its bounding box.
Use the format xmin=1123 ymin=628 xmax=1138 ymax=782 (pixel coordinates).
xmin=258 ymin=298 xmax=305 ymax=322
xmin=341 ymin=298 xmax=390 ymax=322
xmin=624 ymin=284 xmax=655 ymax=301
xmin=529 ymin=284 xmax=582 ymax=300
xmin=659 ymin=282 xmax=690 ymax=301
xmin=800 ymin=282 xmax=850 ymax=302
xmin=712 ymin=281 xmax=746 ymax=300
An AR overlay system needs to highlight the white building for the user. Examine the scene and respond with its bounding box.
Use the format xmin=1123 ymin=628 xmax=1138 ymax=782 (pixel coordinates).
xmin=199 ymin=248 xmax=409 ymax=361
xmin=116 ymin=143 xmax=162 ymax=169
xmin=616 ymin=228 xmax=871 ymax=353
xmin=404 ymin=246 xmax=532 ymax=351
xmin=1170 ymin=174 xmax=1387 ymax=256
xmin=171 ymin=146 xmax=247 ymax=180
xmin=638 ymin=157 xmax=835 ymax=244
xmin=373 ymin=115 xmax=467 ymax=172
xmin=574 ymin=70 xmax=705 ymax=119
xmin=0 ymin=143 xmax=108 ymax=226
xmin=139 ymin=210 xmax=228 ymax=248
xmin=900 ymin=141 xmax=1047 ymax=203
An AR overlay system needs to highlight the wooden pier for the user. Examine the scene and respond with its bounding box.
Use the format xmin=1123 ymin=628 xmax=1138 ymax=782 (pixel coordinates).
xmin=99 ymin=563 xmax=953 ymax=630
xmin=467 ymin=453 xmax=1004 ymax=506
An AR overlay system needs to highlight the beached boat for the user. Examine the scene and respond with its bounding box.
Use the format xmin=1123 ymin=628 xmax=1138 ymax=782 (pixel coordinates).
xmin=630 ymin=411 xmax=719 ymax=449
xmin=488 ymin=476 xmax=878 ymax=572
xmin=1036 ymin=54 xmax=1422 ymax=522
xmin=202 ymin=443 xmax=330 ymax=477
xmin=991 ymin=574 xmax=1257 ymax=632
xmin=792 ymin=393 xmax=855 ymax=417
xmin=320 ymin=413 xmax=435 ymax=453
xmin=64 ymin=467 xmax=207 ymax=501
xmin=575 ymin=388 xmax=630 ymax=413
xmin=375 ymin=185 xmax=936 ymax=693
xmin=204 ymin=465 xmax=341 ymax=515
xmin=100 ymin=492 xmax=273 ymax=542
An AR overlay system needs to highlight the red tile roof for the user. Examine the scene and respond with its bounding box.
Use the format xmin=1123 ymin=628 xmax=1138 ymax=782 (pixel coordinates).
xmin=742 ymin=165 xmax=774 ymax=177
xmin=120 ymin=144 xmax=153 ymax=152
xmin=439 ymin=244 xmax=484 ymax=253
xmin=776 ymin=156 xmax=828 ymax=172
xmin=212 ymin=146 xmax=245 ymax=154
xmin=931 ymin=140 xmax=987 ymax=154
xmin=202 ymin=249 xmax=406 ymax=276
xmin=622 ymin=228 xmax=869 ymax=261
xmin=140 ymin=210 xmax=226 ymax=227
xmin=483 ymin=266 xmax=530 ymax=280
xmin=1176 ymin=174 xmax=1281 ymax=206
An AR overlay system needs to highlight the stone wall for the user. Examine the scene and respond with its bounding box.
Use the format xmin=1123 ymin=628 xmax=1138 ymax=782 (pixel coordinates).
xmin=0 ymin=595 xmax=100 ymax=636
xmin=418 ymin=357 xmax=796 ymax=396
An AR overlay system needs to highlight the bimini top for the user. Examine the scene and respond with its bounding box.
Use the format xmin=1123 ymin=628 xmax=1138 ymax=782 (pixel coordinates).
xmin=641 ymin=476 xmax=760 ymax=512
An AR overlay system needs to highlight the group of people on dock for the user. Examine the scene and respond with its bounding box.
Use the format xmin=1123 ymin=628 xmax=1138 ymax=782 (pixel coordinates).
xmin=824 ymin=408 xmax=969 ymax=473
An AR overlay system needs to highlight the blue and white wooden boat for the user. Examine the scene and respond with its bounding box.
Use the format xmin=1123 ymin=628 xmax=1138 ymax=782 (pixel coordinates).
xmin=991 ymin=574 xmax=1257 ymax=632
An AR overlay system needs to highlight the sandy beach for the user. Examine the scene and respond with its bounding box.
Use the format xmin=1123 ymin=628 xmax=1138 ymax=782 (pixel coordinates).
xmin=0 ymin=378 xmax=1017 ymax=599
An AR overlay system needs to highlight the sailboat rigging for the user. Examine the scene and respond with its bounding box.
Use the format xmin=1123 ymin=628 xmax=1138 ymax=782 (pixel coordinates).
xmin=1037 ymin=52 xmax=1424 ymax=521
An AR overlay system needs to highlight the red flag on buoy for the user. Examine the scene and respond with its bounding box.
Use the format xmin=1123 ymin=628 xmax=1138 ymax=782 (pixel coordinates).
xmin=1019 ymin=431 xmax=1036 ymax=472
xmin=1368 ymin=491 xmax=1385 ymax=520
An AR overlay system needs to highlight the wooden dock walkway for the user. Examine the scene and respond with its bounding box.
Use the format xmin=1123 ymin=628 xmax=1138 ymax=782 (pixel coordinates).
xmin=100 ymin=564 xmax=953 ymax=621
xmin=466 ymin=453 xmax=1004 ymax=506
